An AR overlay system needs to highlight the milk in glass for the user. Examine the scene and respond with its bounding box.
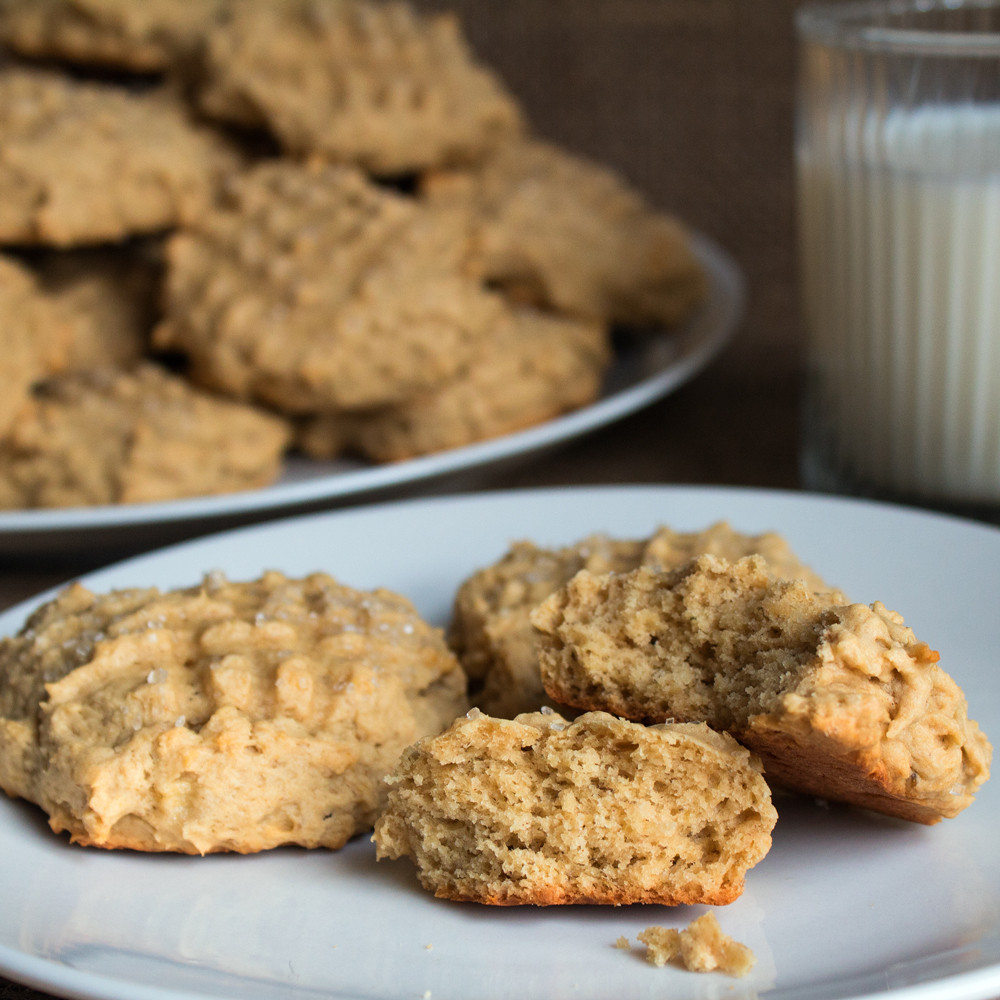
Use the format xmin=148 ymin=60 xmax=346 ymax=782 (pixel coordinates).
xmin=798 ymin=104 xmax=1000 ymax=503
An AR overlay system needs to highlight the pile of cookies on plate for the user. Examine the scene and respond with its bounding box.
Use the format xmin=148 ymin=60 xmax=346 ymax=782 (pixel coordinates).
xmin=0 ymin=0 xmax=708 ymax=510
xmin=0 ymin=522 xmax=990 ymax=928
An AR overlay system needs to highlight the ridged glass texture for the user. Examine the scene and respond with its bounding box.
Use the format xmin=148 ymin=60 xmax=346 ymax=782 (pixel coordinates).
xmin=796 ymin=0 xmax=1000 ymax=508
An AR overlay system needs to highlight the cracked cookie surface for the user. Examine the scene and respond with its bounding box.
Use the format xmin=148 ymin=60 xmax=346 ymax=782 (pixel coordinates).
xmin=0 ymin=570 xmax=468 ymax=853
xmin=155 ymin=160 xmax=501 ymax=413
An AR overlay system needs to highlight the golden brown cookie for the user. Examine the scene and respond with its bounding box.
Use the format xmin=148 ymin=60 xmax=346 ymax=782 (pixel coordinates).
xmin=422 ymin=138 xmax=707 ymax=327
xmin=0 ymin=570 xmax=468 ymax=853
xmin=299 ymin=307 xmax=611 ymax=463
xmin=0 ymin=363 xmax=291 ymax=509
xmin=449 ymin=535 xmax=648 ymax=719
xmin=195 ymin=0 xmax=523 ymax=175
xmin=373 ymin=709 xmax=777 ymax=905
xmin=448 ymin=523 xmax=831 ymax=719
xmin=155 ymin=160 xmax=502 ymax=412
xmin=0 ymin=68 xmax=239 ymax=247
xmin=0 ymin=253 xmax=71 ymax=436
xmin=0 ymin=0 xmax=227 ymax=72
xmin=532 ymin=554 xmax=993 ymax=824
xmin=29 ymin=245 xmax=161 ymax=371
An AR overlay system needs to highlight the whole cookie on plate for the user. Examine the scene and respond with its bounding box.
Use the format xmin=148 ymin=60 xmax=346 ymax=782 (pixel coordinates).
xmin=0 ymin=68 xmax=239 ymax=247
xmin=0 ymin=363 xmax=291 ymax=509
xmin=373 ymin=709 xmax=777 ymax=905
xmin=0 ymin=0 xmax=228 ymax=73
xmin=448 ymin=522 xmax=833 ymax=719
xmin=0 ymin=570 xmax=468 ymax=853
xmin=532 ymin=554 xmax=993 ymax=824
xmin=155 ymin=160 xmax=502 ymax=412
xmin=421 ymin=138 xmax=707 ymax=327
xmin=195 ymin=0 xmax=523 ymax=175
xmin=298 ymin=307 xmax=612 ymax=463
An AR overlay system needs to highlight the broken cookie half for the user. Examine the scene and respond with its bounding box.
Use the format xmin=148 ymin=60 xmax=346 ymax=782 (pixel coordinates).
xmin=532 ymin=554 xmax=992 ymax=824
xmin=373 ymin=708 xmax=777 ymax=905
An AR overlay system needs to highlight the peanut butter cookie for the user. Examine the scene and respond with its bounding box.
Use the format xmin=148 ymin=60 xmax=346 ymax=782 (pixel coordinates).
xmin=449 ymin=523 xmax=832 ymax=719
xmin=298 ymin=307 xmax=611 ymax=463
xmin=0 ymin=570 xmax=468 ymax=853
xmin=155 ymin=160 xmax=501 ymax=412
xmin=0 ymin=68 xmax=239 ymax=246
xmin=0 ymin=0 xmax=227 ymax=72
xmin=196 ymin=0 xmax=523 ymax=175
xmin=532 ymin=554 xmax=993 ymax=824
xmin=0 ymin=363 xmax=290 ymax=509
xmin=374 ymin=709 xmax=777 ymax=905
xmin=422 ymin=138 xmax=707 ymax=327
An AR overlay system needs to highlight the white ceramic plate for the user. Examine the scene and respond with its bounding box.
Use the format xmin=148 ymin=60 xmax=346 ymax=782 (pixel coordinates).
xmin=0 ymin=485 xmax=998 ymax=1000
xmin=0 ymin=234 xmax=743 ymax=558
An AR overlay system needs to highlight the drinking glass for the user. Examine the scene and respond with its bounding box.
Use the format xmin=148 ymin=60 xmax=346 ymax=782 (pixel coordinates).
xmin=796 ymin=0 xmax=1000 ymax=513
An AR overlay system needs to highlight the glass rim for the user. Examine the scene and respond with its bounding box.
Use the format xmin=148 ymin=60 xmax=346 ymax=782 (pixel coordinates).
xmin=797 ymin=0 xmax=1000 ymax=55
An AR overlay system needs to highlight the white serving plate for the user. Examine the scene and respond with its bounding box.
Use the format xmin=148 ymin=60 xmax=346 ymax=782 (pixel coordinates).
xmin=0 ymin=485 xmax=997 ymax=1000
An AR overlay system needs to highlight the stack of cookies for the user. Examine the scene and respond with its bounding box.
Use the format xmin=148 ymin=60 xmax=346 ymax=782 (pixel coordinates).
xmin=373 ymin=521 xmax=992 ymax=906
xmin=444 ymin=521 xmax=992 ymax=825
xmin=0 ymin=0 xmax=707 ymax=509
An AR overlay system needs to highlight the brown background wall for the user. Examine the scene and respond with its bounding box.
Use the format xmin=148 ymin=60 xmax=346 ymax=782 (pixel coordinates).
xmin=414 ymin=0 xmax=810 ymax=378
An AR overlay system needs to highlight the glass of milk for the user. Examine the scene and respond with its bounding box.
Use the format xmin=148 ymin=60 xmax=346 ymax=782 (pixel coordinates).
xmin=796 ymin=0 xmax=1000 ymax=513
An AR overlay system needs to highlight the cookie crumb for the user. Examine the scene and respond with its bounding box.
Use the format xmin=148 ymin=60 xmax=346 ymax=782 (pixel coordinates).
xmin=638 ymin=913 xmax=755 ymax=977
xmin=637 ymin=926 xmax=680 ymax=967
xmin=614 ymin=936 xmax=630 ymax=950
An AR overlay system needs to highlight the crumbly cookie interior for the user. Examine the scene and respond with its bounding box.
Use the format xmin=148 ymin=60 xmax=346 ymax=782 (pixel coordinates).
xmin=534 ymin=555 xmax=827 ymax=726
xmin=374 ymin=709 xmax=776 ymax=906
xmin=449 ymin=522 xmax=832 ymax=719
xmin=532 ymin=554 xmax=992 ymax=822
